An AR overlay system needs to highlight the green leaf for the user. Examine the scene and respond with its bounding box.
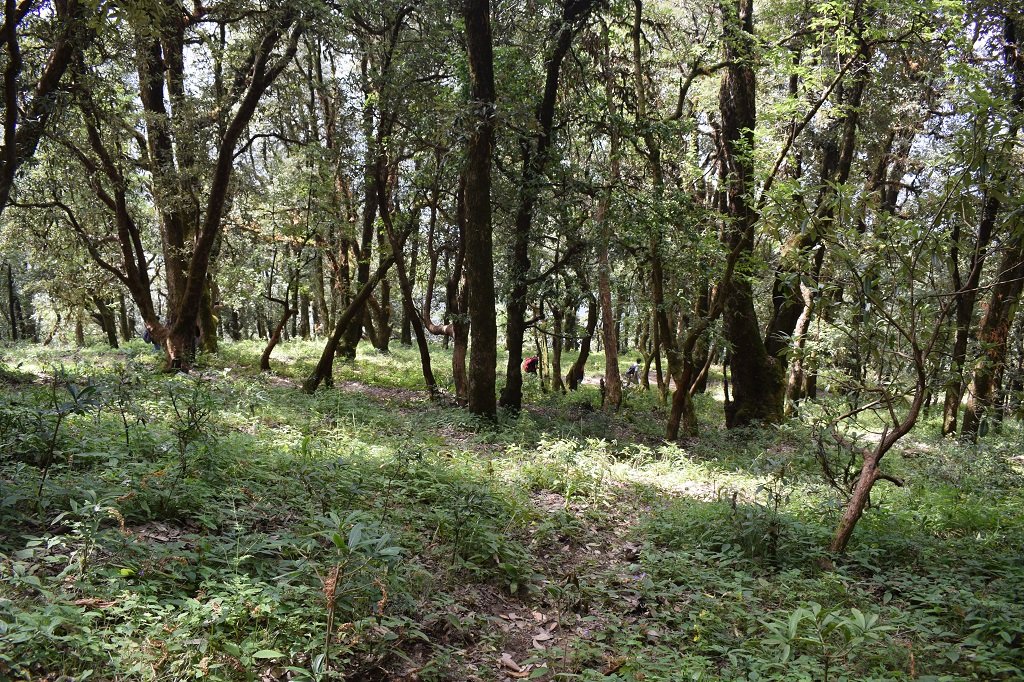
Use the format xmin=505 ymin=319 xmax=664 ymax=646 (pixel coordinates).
xmin=252 ymin=650 xmax=285 ymax=660
xmin=347 ymin=523 xmax=364 ymax=549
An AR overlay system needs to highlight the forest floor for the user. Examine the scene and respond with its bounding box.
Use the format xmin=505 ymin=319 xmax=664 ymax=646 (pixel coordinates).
xmin=1 ymin=340 xmax=1023 ymax=681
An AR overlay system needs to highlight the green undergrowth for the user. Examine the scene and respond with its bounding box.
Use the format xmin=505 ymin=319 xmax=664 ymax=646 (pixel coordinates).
xmin=1 ymin=341 xmax=1022 ymax=680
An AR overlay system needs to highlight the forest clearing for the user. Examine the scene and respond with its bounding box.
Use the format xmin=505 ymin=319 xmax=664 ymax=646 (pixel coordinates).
xmin=3 ymin=0 xmax=1024 ymax=679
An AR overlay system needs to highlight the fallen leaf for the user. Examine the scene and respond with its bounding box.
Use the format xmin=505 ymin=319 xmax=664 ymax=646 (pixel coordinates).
xmin=603 ymin=655 xmax=627 ymax=674
xmin=500 ymin=653 xmax=522 ymax=672
xmin=533 ymin=631 xmax=553 ymax=642
xmin=531 ymin=611 xmax=546 ymax=622
xmin=72 ymin=598 xmax=116 ymax=608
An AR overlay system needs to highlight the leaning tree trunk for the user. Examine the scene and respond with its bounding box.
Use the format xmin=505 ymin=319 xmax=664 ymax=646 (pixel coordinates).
xmin=302 ymin=259 xmax=395 ymax=393
xmin=378 ymin=169 xmax=437 ymax=396
xmin=566 ymin=294 xmax=598 ymax=390
xmin=0 ymin=0 xmax=94 ymax=222
xmin=260 ymin=303 xmax=294 ymax=371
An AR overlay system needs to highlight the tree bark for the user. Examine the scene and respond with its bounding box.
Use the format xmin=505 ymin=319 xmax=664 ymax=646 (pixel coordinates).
xmin=299 ymin=291 xmax=311 ymax=339
xmin=596 ymin=20 xmax=622 ymax=411
xmin=941 ymin=196 xmax=997 ymax=434
xmin=377 ymin=171 xmax=437 ymax=396
xmin=961 ymin=13 xmax=1024 ymax=439
xmin=260 ymin=302 xmax=294 ymax=371
xmin=717 ymin=0 xmax=785 ymax=427
xmin=302 ymin=258 xmax=395 ymax=393
xmin=463 ymin=0 xmax=498 ymax=418
xmin=566 ymin=294 xmax=598 ymax=390
xmin=340 ymin=64 xmax=381 ymax=360
xmin=1 ymin=0 xmax=94 ymax=221
xmin=961 ymin=236 xmax=1024 ymax=438
xmin=499 ymin=1 xmax=598 ymax=411
xmin=117 ymin=292 xmax=131 ymax=341
xmin=551 ymin=305 xmax=565 ymax=393
xmin=5 ymin=262 xmax=18 ymax=341
xmin=90 ymin=295 xmax=119 ymax=348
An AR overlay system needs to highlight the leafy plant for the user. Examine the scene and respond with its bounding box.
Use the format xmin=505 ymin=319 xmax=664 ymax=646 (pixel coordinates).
xmin=760 ymin=602 xmax=893 ymax=681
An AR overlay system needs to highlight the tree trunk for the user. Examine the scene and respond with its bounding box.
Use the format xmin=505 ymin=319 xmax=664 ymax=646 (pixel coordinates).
xmin=91 ymin=295 xmax=119 ymax=348
xmin=453 ymin=316 xmax=470 ymax=402
xmin=551 ymin=306 xmax=565 ymax=393
xmin=597 ymin=19 xmax=622 ymax=411
xmin=718 ymin=0 xmax=785 ymax=427
xmin=6 ymin=263 xmax=18 ymax=341
xmin=962 ymin=236 xmax=1024 ymax=439
xmin=961 ymin=14 xmax=1024 ymax=438
xmin=378 ymin=170 xmax=437 ymax=396
xmin=199 ymin=278 xmax=218 ymax=353
xmin=401 ymin=217 xmax=419 ymax=347
xmin=0 ymin=1 xmax=94 ymax=222
xmin=302 ymin=258 xmax=395 ymax=393
xmin=597 ymin=232 xmax=621 ymax=410
xmin=339 ymin=148 xmax=379 ymax=360
xmin=117 ymin=292 xmax=131 ymax=341
xmin=463 ymin=0 xmax=498 ymax=418
xmin=785 ymin=280 xmax=816 ymax=416
xmin=941 ymin=196 xmax=997 ymax=434
xmin=829 ymin=443 xmax=881 ymax=555
xmin=74 ymin=313 xmax=85 ymax=347
xmin=260 ymin=304 xmax=294 ymax=371
xmin=313 ymin=252 xmax=330 ymax=333
xmin=228 ymin=309 xmax=242 ymax=341
xmin=566 ymin=295 xmax=598 ymax=390
xmin=299 ymin=291 xmax=311 ymax=339
xmin=499 ymin=2 xmax=597 ymax=412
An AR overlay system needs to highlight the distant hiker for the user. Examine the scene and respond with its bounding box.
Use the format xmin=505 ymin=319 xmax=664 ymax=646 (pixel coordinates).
xmin=143 ymin=328 xmax=160 ymax=350
xmin=523 ymin=356 xmax=540 ymax=374
xmin=625 ymin=358 xmax=641 ymax=386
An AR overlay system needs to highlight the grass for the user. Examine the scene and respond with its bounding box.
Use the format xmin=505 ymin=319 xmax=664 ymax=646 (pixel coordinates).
xmin=0 ymin=339 xmax=1022 ymax=680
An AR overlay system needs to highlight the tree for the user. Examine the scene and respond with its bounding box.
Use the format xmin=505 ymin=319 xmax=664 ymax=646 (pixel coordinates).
xmin=462 ymin=0 xmax=498 ymax=418
xmin=51 ymin=1 xmax=303 ymax=369
xmin=960 ymin=12 xmax=1024 ymax=440
xmin=498 ymin=0 xmax=600 ymax=412
xmin=1 ymin=0 xmax=96 ymax=220
xmin=716 ymin=0 xmax=786 ymax=427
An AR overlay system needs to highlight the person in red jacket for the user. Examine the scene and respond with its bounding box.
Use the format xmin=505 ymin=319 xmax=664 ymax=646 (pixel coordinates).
xmin=522 ymin=356 xmax=540 ymax=374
